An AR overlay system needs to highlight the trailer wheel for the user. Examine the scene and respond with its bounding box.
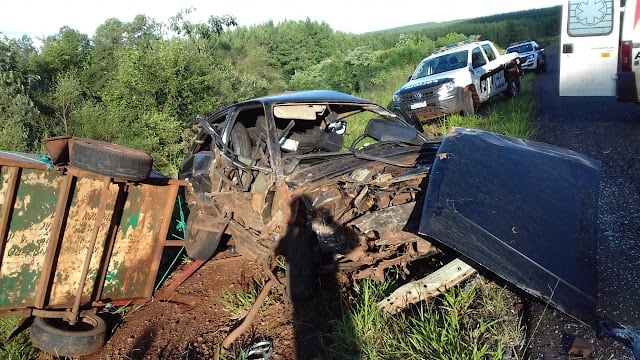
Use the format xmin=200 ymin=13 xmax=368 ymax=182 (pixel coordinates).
xmin=70 ymin=139 xmax=153 ymax=181
xmin=184 ymin=212 xmax=223 ymax=260
xmin=30 ymin=314 xmax=107 ymax=357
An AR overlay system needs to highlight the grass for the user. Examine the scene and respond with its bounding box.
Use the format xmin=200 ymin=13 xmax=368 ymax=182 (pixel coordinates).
xmin=323 ymin=276 xmax=525 ymax=360
xmin=220 ymin=275 xmax=274 ymax=320
xmin=0 ymin=318 xmax=39 ymax=360
xmin=433 ymin=75 xmax=537 ymax=139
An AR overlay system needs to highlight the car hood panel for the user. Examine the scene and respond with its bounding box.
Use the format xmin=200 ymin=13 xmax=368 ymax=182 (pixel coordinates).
xmin=419 ymin=128 xmax=601 ymax=323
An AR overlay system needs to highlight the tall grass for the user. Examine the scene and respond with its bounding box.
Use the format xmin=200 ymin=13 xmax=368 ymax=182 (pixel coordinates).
xmin=324 ymin=277 xmax=525 ymax=360
xmin=437 ymin=75 xmax=537 ymax=139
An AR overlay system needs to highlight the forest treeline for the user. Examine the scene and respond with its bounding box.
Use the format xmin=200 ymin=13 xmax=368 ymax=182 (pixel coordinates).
xmin=0 ymin=6 xmax=560 ymax=176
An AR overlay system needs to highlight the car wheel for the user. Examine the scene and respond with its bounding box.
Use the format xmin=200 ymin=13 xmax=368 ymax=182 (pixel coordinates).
xmin=30 ymin=315 xmax=107 ymax=357
xmin=541 ymin=57 xmax=548 ymax=73
xmin=461 ymin=90 xmax=475 ymax=116
xmin=70 ymin=139 xmax=153 ymax=181
xmin=229 ymin=122 xmax=252 ymax=158
xmin=535 ymin=59 xmax=542 ymax=74
xmin=506 ymin=77 xmax=520 ymax=98
xmin=184 ymin=211 xmax=223 ymax=260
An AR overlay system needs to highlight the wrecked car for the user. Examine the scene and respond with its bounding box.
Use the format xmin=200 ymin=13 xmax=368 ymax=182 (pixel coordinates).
xmin=179 ymin=90 xmax=442 ymax=297
xmin=179 ymin=90 xmax=601 ymax=322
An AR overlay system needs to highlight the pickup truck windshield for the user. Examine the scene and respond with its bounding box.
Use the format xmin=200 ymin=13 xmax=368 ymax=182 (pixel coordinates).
xmin=507 ymin=44 xmax=533 ymax=53
xmin=412 ymin=50 xmax=468 ymax=80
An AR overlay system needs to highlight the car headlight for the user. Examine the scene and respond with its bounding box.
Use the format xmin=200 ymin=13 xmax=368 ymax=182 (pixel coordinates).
xmin=393 ymin=94 xmax=400 ymax=102
xmin=438 ymin=81 xmax=455 ymax=98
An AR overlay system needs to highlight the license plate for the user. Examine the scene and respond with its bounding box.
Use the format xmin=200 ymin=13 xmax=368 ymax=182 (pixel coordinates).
xmin=410 ymin=101 xmax=427 ymax=110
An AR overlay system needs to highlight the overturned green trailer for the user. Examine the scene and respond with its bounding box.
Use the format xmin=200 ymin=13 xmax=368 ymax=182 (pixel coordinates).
xmin=0 ymin=137 xmax=187 ymax=356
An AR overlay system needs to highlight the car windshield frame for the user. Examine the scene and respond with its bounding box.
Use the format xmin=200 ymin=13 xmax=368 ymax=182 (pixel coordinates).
xmin=412 ymin=50 xmax=469 ymax=80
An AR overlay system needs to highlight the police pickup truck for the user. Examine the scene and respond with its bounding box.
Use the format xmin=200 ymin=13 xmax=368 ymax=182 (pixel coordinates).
xmin=393 ymin=40 xmax=522 ymax=124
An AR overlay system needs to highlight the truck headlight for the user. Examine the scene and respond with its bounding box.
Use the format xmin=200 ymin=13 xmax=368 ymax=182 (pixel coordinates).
xmin=438 ymin=81 xmax=455 ymax=98
xmin=393 ymin=94 xmax=400 ymax=102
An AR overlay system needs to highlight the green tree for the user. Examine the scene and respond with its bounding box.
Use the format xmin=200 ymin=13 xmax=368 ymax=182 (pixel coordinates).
xmin=169 ymin=8 xmax=237 ymax=40
xmin=51 ymin=71 xmax=82 ymax=134
xmin=84 ymin=18 xmax=126 ymax=95
xmin=31 ymin=27 xmax=90 ymax=93
xmin=0 ymin=71 xmax=41 ymax=151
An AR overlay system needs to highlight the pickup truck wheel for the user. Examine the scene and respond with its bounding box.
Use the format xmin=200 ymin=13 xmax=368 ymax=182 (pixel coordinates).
xmin=70 ymin=139 xmax=153 ymax=181
xmin=184 ymin=212 xmax=222 ymax=260
xmin=462 ymin=90 xmax=475 ymax=116
xmin=535 ymin=59 xmax=543 ymax=74
xmin=30 ymin=315 xmax=107 ymax=357
xmin=506 ymin=78 xmax=520 ymax=98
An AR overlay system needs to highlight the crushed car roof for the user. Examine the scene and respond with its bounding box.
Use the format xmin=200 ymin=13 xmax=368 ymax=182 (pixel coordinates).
xmin=248 ymin=90 xmax=376 ymax=106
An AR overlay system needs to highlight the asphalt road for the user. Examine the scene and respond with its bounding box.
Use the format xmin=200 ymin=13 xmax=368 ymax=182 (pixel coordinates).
xmin=531 ymin=45 xmax=640 ymax=359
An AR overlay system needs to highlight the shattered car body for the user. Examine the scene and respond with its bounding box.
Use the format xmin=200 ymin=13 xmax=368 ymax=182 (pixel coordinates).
xmin=179 ymin=90 xmax=601 ymax=322
xmin=179 ymin=90 xmax=442 ymax=283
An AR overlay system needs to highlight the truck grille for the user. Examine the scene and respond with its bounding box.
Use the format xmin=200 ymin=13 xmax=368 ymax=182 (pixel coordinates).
xmin=395 ymin=86 xmax=439 ymax=103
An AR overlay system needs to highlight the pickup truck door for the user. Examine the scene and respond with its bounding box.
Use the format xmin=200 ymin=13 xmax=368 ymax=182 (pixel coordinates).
xmin=470 ymin=47 xmax=491 ymax=102
xmin=481 ymin=43 xmax=509 ymax=97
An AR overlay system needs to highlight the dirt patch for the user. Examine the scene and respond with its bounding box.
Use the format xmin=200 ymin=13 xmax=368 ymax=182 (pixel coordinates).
xmin=85 ymin=252 xmax=297 ymax=360
xmin=83 ymin=245 xmax=353 ymax=360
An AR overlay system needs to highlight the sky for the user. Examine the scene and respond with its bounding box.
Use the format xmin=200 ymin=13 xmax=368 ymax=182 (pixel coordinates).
xmin=1 ymin=0 xmax=562 ymax=41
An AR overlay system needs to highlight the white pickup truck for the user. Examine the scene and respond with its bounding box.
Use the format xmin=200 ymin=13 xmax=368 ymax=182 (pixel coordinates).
xmin=393 ymin=40 xmax=522 ymax=124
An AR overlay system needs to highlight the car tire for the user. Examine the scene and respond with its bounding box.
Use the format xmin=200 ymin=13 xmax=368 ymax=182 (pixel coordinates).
xmin=462 ymin=90 xmax=475 ymax=116
xmin=229 ymin=122 xmax=252 ymax=158
xmin=70 ymin=139 xmax=153 ymax=181
xmin=535 ymin=59 xmax=542 ymax=74
xmin=184 ymin=211 xmax=223 ymax=260
xmin=506 ymin=77 xmax=520 ymax=98
xmin=30 ymin=314 xmax=107 ymax=357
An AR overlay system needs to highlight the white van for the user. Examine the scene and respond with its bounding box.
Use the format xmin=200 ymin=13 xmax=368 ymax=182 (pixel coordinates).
xmin=559 ymin=0 xmax=640 ymax=101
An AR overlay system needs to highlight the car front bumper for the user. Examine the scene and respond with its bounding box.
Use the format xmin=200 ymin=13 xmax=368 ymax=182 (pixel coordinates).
xmin=518 ymin=54 xmax=538 ymax=70
xmin=394 ymin=85 xmax=466 ymax=123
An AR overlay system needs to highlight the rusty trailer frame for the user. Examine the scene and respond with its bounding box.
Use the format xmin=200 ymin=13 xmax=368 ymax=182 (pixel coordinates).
xmin=0 ymin=147 xmax=186 ymax=324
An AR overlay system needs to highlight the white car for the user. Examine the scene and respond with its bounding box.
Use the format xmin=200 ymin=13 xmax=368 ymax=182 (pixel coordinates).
xmin=506 ymin=40 xmax=547 ymax=73
xmin=393 ymin=40 xmax=522 ymax=124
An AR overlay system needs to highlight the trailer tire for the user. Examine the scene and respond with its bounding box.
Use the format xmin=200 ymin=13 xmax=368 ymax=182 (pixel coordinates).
xmin=184 ymin=212 xmax=222 ymax=260
xmin=30 ymin=314 xmax=107 ymax=357
xmin=70 ymin=139 xmax=153 ymax=181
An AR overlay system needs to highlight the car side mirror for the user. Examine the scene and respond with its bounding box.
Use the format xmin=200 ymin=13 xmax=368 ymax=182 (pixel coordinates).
xmin=406 ymin=75 xmax=412 ymax=82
